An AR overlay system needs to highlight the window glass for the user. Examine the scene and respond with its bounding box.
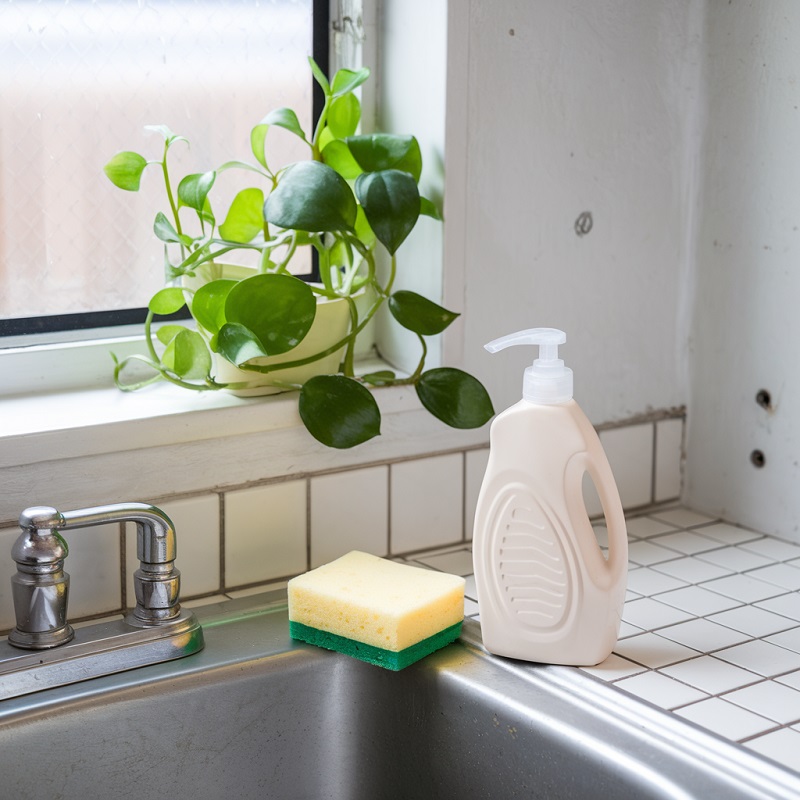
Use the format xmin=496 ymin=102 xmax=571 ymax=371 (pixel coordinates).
xmin=0 ymin=0 xmax=316 ymax=332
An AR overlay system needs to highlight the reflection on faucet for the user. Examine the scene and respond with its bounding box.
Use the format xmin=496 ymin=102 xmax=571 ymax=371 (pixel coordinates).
xmin=0 ymin=502 xmax=204 ymax=700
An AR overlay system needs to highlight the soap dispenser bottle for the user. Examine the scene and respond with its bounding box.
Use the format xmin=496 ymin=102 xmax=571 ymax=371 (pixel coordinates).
xmin=472 ymin=328 xmax=628 ymax=666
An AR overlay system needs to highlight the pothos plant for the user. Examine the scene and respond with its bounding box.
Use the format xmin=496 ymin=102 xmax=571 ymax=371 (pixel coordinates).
xmin=104 ymin=58 xmax=493 ymax=448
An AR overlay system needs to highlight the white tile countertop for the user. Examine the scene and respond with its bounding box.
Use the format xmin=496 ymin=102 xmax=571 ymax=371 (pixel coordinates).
xmin=403 ymin=506 xmax=800 ymax=777
xmin=49 ymin=503 xmax=800 ymax=779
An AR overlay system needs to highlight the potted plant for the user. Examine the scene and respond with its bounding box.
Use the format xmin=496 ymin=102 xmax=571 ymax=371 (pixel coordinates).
xmin=104 ymin=58 xmax=493 ymax=448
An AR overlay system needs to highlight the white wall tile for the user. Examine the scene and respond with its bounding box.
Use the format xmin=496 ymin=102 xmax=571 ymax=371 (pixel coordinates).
xmin=61 ymin=523 xmax=121 ymax=618
xmin=465 ymin=448 xmax=489 ymax=540
xmin=654 ymin=417 xmax=683 ymax=502
xmin=599 ymin=423 xmax=654 ymax=510
xmin=225 ymin=481 xmax=307 ymax=587
xmin=310 ymin=466 xmax=388 ymax=567
xmin=391 ymin=454 xmax=463 ymax=553
xmin=126 ymin=495 xmax=221 ymax=606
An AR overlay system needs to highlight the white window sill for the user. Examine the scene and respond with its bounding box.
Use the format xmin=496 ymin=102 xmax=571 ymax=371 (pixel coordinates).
xmin=2 ymin=365 xmax=489 ymax=468
xmin=0 ymin=371 xmax=489 ymax=524
xmin=1 ymin=361 xmax=423 ymax=469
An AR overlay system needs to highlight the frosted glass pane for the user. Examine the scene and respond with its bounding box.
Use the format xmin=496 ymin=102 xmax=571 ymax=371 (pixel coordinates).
xmin=0 ymin=0 xmax=314 ymax=321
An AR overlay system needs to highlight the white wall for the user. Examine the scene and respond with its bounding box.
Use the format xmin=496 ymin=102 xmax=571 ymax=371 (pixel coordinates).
xmin=443 ymin=0 xmax=800 ymax=540
xmin=374 ymin=0 xmax=448 ymax=373
xmin=686 ymin=1 xmax=800 ymax=537
xmin=444 ymin=0 xmax=703 ymax=424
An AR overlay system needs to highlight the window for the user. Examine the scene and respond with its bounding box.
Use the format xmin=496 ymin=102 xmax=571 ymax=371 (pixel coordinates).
xmin=0 ymin=0 xmax=327 ymax=338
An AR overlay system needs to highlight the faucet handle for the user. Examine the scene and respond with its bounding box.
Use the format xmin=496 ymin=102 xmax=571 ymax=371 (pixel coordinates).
xmin=9 ymin=507 xmax=74 ymax=649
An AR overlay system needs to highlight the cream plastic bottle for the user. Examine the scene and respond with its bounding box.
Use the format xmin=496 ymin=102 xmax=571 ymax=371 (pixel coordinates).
xmin=472 ymin=328 xmax=628 ymax=666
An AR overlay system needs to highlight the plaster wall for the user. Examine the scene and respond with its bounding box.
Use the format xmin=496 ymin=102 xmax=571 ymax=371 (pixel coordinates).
xmin=685 ymin=1 xmax=800 ymax=538
xmin=444 ymin=0 xmax=800 ymax=541
xmin=444 ymin=0 xmax=703 ymax=424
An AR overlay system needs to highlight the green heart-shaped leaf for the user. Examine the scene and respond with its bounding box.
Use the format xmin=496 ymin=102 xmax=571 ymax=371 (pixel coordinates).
xmin=192 ymin=279 xmax=237 ymax=336
xmin=420 ymin=196 xmax=443 ymax=221
xmin=299 ymin=375 xmax=381 ymax=448
xmin=354 ymin=205 xmax=376 ymax=250
xmin=219 ymin=188 xmax=265 ymax=243
xmin=224 ymin=273 xmax=316 ymax=355
xmin=251 ymin=108 xmax=309 ymax=171
xmin=216 ymin=322 xmax=270 ymax=366
xmin=322 ymin=140 xmax=363 ymax=180
xmin=149 ymin=287 xmax=186 ymax=315
xmin=355 ymin=169 xmax=420 ymax=255
xmin=327 ymin=93 xmax=361 ymax=139
xmin=265 ymin=161 xmax=357 ymax=233
xmin=178 ymin=171 xmax=216 ymax=212
xmin=103 ymin=151 xmax=148 ymax=191
xmin=388 ymin=291 xmax=459 ymax=336
xmin=153 ymin=212 xmax=192 ymax=245
xmin=416 ymin=368 xmax=494 ymax=429
xmin=346 ymin=134 xmax=422 ymax=181
xmin=143 ymin=125 xmax=187 ymax=147
xmin=162 ymin=329 xmax=211 ymax=379
xmin=331 ymin=66 xmax=370 ymax=98
xmin=156 ymin=324 xmax=188 ymax=345
xmin=308 ymin=56 xmax=331 ymax=95
xmin=361 ymin=370 xmax=396 ymax=386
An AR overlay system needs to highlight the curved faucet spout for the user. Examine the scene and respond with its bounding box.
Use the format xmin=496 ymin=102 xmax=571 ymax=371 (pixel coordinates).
xmin=10 ymin=501 xmax=185 ymax=650
xmin=57 ymin=503 xmax=177 ymax=567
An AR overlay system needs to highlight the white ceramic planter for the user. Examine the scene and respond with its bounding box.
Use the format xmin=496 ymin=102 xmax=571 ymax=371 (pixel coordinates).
xmin=183 ymin=263 xmax=351 ymax=397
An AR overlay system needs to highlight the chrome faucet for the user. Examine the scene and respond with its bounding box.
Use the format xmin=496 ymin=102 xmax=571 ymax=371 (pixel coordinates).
xmin=1 ymin=502 xmax=204 ymax=699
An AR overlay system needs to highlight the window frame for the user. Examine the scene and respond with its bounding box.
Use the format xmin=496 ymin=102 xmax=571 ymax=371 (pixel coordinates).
xmin=0 ymin=0 xmax=453 ymax=402
xmin=0 ymin=0 xmax=330 ymax=342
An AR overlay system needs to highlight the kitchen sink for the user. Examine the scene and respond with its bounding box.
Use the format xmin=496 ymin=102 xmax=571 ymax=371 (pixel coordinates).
xmin=0 ymin=593 xmax=797 ymax=800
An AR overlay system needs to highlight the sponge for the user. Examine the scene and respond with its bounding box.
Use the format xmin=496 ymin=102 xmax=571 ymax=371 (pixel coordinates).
xmin=288 ymin=551 xmax=465 ymax=670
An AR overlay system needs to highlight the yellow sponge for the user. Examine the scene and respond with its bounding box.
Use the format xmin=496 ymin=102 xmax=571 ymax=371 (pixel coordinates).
xmin=287 ymin=551 xmax=465 ymax=670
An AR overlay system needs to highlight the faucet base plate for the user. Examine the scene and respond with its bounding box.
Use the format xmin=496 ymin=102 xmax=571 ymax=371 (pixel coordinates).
xmin=0 ymin=609 xmax=203 ymax=701
xmin=8 ymin=623 xmax=75 ymax=650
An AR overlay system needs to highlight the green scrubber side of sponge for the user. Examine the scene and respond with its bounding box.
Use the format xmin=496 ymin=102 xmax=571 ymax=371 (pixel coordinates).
xmin=287 ymin=551 xmax=466 ymax=671
xmin=289 ymin=620 xmax=463 ymax=671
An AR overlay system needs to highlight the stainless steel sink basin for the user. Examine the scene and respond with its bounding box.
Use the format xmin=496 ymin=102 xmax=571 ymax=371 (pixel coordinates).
xmin=1 ymin=593 xmax=798 ymax=800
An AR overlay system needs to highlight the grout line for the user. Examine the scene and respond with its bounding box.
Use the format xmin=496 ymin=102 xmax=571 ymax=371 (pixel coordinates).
xmin=218 ymin=492 xmax=226 ymax=594
xmin=305 ymin=477 xmax=312 ymax=571
xmin=387 ymin=463 xmax=393 ymax=556
xmin=461 ymin=450 xmax=467 ymax=543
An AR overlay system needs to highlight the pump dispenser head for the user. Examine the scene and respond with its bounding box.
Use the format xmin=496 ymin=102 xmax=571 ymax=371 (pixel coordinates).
xmin=485 ymin=328 xmax=573 ymax=404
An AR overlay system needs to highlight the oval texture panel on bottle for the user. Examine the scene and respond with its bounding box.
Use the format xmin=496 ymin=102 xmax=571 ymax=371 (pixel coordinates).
xmin=489 ymin=488 xmax=573 ymax=631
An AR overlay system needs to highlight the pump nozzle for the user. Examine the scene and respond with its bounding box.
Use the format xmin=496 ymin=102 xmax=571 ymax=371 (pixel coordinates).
xmin=485 ymin=327 xmax=573 ymax=404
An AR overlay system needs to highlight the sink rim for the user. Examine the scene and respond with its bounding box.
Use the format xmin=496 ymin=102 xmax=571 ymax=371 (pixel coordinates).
xmin=0 ymin=591 xmax=798 ymax=799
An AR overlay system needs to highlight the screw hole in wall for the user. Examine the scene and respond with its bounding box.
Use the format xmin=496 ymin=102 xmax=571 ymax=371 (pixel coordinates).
xmin=750 ymin=449 xmax=766 ymax=468
xmin=755 ymin=389 xmax=772 ymax=410
xmin=574 ymin=211 xmax=593 ymax=237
